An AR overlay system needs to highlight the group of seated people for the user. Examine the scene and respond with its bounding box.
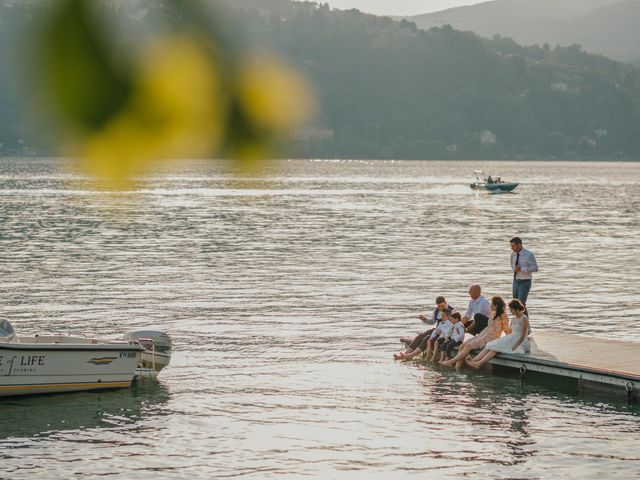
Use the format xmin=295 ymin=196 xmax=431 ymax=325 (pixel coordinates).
xmin=394 ymin=285 xmax=531 ymax=371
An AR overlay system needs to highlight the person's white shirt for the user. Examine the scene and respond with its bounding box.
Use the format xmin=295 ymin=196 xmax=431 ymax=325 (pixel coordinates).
xmin=447 ymin=322 xmax=466 ymax=343
xmin=431 ymin=319 xmax=453 ymax=339
xmin=511 ymin=247 xmax=538 ymax=280
xmin=465 ymin=295 xmax=492 ymax=320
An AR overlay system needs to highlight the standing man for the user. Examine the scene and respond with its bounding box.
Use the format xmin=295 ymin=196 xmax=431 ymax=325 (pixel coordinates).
xmin=510 ymin=237 xmax=538 ymax=313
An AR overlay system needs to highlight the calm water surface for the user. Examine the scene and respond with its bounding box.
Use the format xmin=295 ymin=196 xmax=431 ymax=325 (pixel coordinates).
xmin=1 ymin=158 xmax=639 ymax=479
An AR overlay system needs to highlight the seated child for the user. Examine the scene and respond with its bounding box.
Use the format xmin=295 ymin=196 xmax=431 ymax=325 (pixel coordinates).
xmin=396 ymin=307 xmax=453 ymax=361
xmin=436 ymin=313 xmax=465 ymax=363
xmin=400 ymin=296 xmax=453 ymax=346
xmin=426 ymin=308 xmax=454 ymax=362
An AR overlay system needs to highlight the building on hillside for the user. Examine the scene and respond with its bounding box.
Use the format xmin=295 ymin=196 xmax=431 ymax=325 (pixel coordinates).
xmin=479 ymin=130 xmax=496 ymax=145
xmin=551 ymin=82 xmax=568 ymax=92
xmin=292 ymin=127 xmax=334 ymax=141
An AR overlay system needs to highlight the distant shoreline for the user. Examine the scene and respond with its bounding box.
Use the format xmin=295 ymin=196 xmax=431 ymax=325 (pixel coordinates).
xmin=1 ymin=155 xmax=639 ymax=163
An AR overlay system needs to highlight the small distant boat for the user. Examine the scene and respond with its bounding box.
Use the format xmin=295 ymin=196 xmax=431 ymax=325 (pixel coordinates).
xmin=0 ymin=319 xmax=172 ymax=397
xmin=470 ymin=170 xmax=519 ymax=193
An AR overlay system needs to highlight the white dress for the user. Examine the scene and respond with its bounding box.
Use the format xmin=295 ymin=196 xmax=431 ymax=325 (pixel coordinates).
xmin=485 ymin=314 xmax=530 ymax=354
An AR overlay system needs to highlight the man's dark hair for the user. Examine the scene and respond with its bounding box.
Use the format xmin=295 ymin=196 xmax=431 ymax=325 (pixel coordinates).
xmin=510 ymin=237 xmax=523 ymax=245
xmin=435 ymin=296 xmax=446 ymax=304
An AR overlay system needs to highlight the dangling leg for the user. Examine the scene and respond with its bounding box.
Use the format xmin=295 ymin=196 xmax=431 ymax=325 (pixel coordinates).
xmin=429 ymin=340 xmax=441 ymax=362
xmin=443 ymin=343 xmax=472 ymax=366
xmin=466 ymin=350 xmax=497 ymax=369
xmin=394 ymin=347 xmax=423 ymax=361
xmin=423 ymin=339 xmax=433 ymax=360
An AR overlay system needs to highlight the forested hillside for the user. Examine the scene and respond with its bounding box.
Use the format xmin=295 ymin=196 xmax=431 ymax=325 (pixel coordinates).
xmin=2 ymin=0 xmax=640 ymax=160
xmin=406 ymin=0 xmax=640 ymax=64
xmin=220 ymin=0 xmax=640 ymax=159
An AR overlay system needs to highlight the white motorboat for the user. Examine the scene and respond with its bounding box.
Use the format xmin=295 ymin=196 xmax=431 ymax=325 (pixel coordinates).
xmin=470 ymin=170 xmax=519 ymax=193
xmin=0 ymin=320 xmax=172 ymax=397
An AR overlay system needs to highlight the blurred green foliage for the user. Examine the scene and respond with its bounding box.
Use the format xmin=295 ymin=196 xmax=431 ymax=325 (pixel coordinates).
xmin=22 ymin=0 xmax=315 ymax=182
xmin=0 ymin=0 xmax=638 ymax=163
xmin=42 ymin=0 xmax=132 ymax=132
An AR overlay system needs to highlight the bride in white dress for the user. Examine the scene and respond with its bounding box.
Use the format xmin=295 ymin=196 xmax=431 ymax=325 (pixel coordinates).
xmin=466 ymin=299 xmax=530 ymax=369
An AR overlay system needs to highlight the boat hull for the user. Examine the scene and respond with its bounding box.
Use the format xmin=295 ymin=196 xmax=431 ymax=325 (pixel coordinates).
xmin=470 ymin=182 xmax=519 ymax=192
xmin=0 ymin=343 xmax=142 ymax=397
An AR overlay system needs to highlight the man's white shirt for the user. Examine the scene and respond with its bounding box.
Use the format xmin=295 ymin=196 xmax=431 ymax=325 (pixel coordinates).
xmin=511 ymin=248 xmax=539 ymax=280
xmin=465 ymin=295 xmax=492 ymax=320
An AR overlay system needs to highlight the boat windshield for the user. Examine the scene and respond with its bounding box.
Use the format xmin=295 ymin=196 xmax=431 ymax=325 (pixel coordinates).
xmin=473 ymin=170 xmax=485 ymax=182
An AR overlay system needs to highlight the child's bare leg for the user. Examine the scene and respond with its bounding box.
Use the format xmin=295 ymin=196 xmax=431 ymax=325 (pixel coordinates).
xmin=424 ymin=340 xmax=433 ymax=360
xmin=433 ymin=348 xmax=441 ymax=363
xmin=429 ymin=342 xmax=440 ymax=361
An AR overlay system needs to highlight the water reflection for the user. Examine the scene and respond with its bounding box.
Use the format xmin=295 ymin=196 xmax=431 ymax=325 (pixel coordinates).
xmin=1 ymin=158 xmax=640 ymax=478
xmin=0 ymin=382 xmax=170 ymax=443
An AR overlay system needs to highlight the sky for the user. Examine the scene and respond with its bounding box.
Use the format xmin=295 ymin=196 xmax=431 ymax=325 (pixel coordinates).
xmin=325 ymin=0 xmax=486 ymax=16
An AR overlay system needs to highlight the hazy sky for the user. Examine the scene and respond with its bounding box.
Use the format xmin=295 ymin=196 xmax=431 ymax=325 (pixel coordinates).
xmin=326 ymin=0 xmax=486 ymax=16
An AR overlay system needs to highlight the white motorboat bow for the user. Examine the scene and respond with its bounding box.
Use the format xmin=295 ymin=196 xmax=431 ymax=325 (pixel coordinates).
xmin=0 ymin=319 xmax=172 ymax=397
xmin=470 ymin=170 xmax=519 ymax=193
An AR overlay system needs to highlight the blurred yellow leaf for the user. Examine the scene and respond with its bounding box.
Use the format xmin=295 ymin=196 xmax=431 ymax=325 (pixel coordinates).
xmin=83 ymin=36 xmax=225 ymax=182
xmin=237 ymin=54 xmax=316 ymax=134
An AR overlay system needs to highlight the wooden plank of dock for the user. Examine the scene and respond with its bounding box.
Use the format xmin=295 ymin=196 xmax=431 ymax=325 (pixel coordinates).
xmin=488 ymin=331 xmax=640 ymax=396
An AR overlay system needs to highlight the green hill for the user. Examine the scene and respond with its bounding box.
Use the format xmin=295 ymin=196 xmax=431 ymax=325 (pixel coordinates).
xmin=1 ymin=0 xmax=640 ymax=160
xmin=220 ymin=1 xmax=640 ymax=159
xmin=405 ymin=0 xmax=640 ymax=64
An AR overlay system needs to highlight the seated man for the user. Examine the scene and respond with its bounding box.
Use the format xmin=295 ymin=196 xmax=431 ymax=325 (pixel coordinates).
xmin=461 ymin=284 xmax=492 ymax=336
xmin=396 ymin=296 xmax=452 ymax=359
xmin=398 ymin=307 xmax=454 ymax=362
xmin=0 ymin=319 xmax=18 ymax=343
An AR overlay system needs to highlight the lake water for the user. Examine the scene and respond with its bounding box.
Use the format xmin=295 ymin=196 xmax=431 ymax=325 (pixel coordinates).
xmin=1 ymin=158 xmax=639 ymax=479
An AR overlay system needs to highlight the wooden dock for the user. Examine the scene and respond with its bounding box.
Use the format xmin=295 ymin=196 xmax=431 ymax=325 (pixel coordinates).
xmin=486 ymin=331 xmax=640 ymax=403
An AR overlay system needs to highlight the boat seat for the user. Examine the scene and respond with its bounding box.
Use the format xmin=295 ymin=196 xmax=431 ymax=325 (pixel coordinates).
xmin=0 ymin=319 xmax=19 ymax=343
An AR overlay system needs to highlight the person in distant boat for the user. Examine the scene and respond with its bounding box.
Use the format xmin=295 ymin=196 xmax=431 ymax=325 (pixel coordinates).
xmin=397 ymin=296 xmax=452 ymax=358
xmin=461 ymin=285 xmax=492 ymax=335
xmin=466 ymin=299 xmax=530 ymax=369
xmin=442 ymin=296 xmax=510 ymax=370
xmin=510 ymin=237 xmax=538 ymax=316
xmin=487 ymin=175 xmax=493 ymax=184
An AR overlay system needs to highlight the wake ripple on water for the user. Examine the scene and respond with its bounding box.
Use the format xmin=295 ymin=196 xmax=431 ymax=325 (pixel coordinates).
xmin=0 ymin=158 xmax=639 ymax=479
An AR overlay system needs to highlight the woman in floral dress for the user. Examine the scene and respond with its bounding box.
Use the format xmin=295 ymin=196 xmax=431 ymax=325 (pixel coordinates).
xmin=442 ymin=296 xmax=510 ymax=370
xmin=466 ymin=299 xmax=531 ymax=369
